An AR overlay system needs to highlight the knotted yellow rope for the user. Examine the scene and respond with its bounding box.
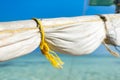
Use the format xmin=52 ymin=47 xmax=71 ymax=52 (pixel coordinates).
xmin=33 ymin=18 xmax=64 ymax=69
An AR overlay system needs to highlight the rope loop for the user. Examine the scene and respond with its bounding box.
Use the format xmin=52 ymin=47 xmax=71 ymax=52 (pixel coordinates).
xmin=32 ymin=18 xmax=64 ymax=69
xmin=98 ymin=15 xmax=120 ymax=57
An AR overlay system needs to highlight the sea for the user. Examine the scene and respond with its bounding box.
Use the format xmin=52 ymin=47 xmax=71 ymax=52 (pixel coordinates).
xmin=0 ymin=51 xmax=120 ymax=80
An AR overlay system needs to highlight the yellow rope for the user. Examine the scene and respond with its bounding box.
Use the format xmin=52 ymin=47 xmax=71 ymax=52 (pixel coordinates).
xmin=32 ymin=18 xmax=64 ymax=69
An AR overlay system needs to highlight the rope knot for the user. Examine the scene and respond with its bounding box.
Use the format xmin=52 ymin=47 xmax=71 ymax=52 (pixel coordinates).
xmin=98 ymin=15 xmax=120 ymax=57
xmin=33 ymin=18 xmax=64 ymax=69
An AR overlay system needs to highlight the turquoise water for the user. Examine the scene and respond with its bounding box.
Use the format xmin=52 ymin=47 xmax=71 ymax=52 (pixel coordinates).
xmin=0 ymin=53 xmax=120 ymax=80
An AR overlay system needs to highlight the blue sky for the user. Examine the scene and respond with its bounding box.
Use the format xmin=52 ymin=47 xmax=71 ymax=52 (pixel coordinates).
xmin=0 ymin=0 xmax=117 ymax=56
xmin=0 ymin=0 xmax=115 ymax=21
